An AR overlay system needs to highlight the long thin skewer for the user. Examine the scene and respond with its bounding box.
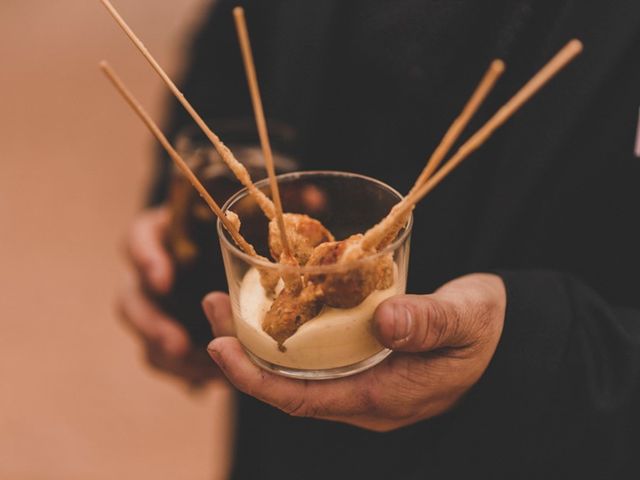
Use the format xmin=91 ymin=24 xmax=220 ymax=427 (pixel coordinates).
xmin=362 ymin=39 xmax=583 ymax=250
xmin=408 ymin=59 xmax=505 ymax=196
xmin=373 ymin=59 xmax=505 ymax=250
xmin=233 ymin=6 xmax=293 ymax=259
xmin=99 ymin=0 xmax=276 ymax=220
xmin=100 ymin=61 xmax=259 ymax=257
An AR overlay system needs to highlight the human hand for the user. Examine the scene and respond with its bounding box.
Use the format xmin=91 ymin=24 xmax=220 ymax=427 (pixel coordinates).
xmin=118 ymin=207 xmax=220 ymax=385
xmin=204 ymin=273 xmax=505 ymax=431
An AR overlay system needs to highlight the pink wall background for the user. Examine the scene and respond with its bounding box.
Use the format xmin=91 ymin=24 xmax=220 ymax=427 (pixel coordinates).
xmin=0 ymin=1 xmax=234 ymax=478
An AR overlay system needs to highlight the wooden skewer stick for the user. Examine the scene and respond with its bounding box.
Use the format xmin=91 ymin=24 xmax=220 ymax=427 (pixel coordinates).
xmin=362 ymin=39 xmax=583 ymax=251
xmin=99 ymin=0 xmax=276 ymax=220
xmin=408 ymin=59 xmax=505 ymax=196
xmin=233 ymin=6 xmax=293 ymax=259
xmin=100 ymin=61 xmax=259 ymax=257
xmin=372 ymin=60 xmax=505 ymax=250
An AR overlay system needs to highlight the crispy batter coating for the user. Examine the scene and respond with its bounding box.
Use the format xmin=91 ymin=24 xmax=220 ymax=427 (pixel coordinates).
xmin=278 ymin=251 xmax=304 ymax=294
xmin=225 ymin=210 xmax=241 ymax=231
xmin=261 ymin=236 xmax=395 ymax=345
xmin=374 ymin=211 xmax=409 ymax=250
xmin=257 ymin=262 xmax=280 ymax=296
xmin=269 ymin=213 xmax=334 ymax=264
xmin=262 ymin=283 xmax=324 ymax=349
xmin=375 ymin=253 xmax=395 ymax=290
xmin=306 ymin=235 xmax=391 ymax=309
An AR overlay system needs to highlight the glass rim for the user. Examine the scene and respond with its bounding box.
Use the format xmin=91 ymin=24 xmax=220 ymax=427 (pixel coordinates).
xmin=216 ymin=170 xmax=413 ymax=275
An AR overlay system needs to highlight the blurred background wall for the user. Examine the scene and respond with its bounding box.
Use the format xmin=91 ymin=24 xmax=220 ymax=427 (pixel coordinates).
xmin=0 ymin=1 xmax=234 ymax=478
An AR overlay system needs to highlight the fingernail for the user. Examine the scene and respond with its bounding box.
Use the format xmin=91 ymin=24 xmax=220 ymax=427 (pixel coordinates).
xmin=207 ymin=342 xmax=222 ymax=364
xmin=393 ymin=305 xmax=413 ymax=342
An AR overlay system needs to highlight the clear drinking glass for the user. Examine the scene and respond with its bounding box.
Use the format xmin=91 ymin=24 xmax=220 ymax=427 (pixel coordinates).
xmin=218 ymin=171 xmax=412 ymax=380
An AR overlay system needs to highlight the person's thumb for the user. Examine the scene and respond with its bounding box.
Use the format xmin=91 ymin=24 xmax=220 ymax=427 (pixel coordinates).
xmin=373 ymin=294 xmax=465 ymax=352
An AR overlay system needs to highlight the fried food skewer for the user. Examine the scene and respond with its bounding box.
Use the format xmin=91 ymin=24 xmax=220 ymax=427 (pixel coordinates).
xmin=233 ymin=7 xmax=303 ymax=292
xmin=263 ymin=39 xmax=584 ymax=346
xmin=100 ymin=0 xmax=334 ymax=265
xmin=233 ymin=7 xmax=291 ymax=258
xmin=100 ymin=61 xmax=279 ymax=292
xmin=361 ymin=39 xmax=583 ymax=252
xmin=410 ymin=60 xmax=505 ymax=195
xmin=375 ymin=59 xmax=506 ymax=249
xmin=99 ymin=0 xmax=275 ymax=219
xmin=232 ymin=7 xmax=333 ymax=265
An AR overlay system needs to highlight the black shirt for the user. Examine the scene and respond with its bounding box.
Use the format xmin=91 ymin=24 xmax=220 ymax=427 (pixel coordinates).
xmin=151 ymin=1 xmax=640 ymax=478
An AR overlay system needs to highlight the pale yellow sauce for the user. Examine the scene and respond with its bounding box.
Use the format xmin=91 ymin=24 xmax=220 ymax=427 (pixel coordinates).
xmin=235 ymin=268 xmax=399 ymax=370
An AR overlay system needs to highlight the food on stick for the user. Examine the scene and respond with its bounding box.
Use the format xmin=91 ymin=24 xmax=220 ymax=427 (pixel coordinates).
xmin=100 ymin=0 xmax=335 ymax=286
xmin=99 ymin=62 xmax=280 ymax=294
xmin=262 ymin=282 xmax=325 ymax=349
xmin=269 ymin=214 xmax=335 ymax=265
xmin=99 ymin=0 xmax=581 ymax=357
xmin=260 ymin=40 xmax=582 ymax=346
xmin=376 ymin=60 xmax=505 ymax=250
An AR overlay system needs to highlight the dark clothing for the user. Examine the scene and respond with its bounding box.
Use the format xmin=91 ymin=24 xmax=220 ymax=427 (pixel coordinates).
xmin=153 ymin=0 xmax=640 ymax=478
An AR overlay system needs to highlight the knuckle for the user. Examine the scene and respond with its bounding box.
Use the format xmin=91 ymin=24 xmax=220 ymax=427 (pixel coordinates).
xmin=383 ymin=389 xmax=417 ymax=422
xmin=361 ymin=415 xmax=412 ymax=432
xmin=278 ymin=384 xmax=323 ymax=418
xmin=355 ymin=385 xmax=381 ymax=416
xmin=239 ymin=369 xmax=270 ymax=402
xmin=466 ymin=298 xmax=499 ymax=349
xmin=415 ymin=299 xmax=455 ymax=349
xmin=281 ymin=396 xmax=312 ymax=417
xmin=474 ymin=294 xmax=498 ymax=325
xmin=145 ymin=347 xmax=171 ymax=373
xmin=126 ymin=212 xmax=157 ymax=262
xmin=383 ymin=385 xmax=424 ymax=423
xmin=366 ymin=423 xmax=396 ymax=433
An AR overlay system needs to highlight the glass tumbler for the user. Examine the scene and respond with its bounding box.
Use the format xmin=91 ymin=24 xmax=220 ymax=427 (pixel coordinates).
xmin=218 ymin=171 xmax=412 ymax=380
